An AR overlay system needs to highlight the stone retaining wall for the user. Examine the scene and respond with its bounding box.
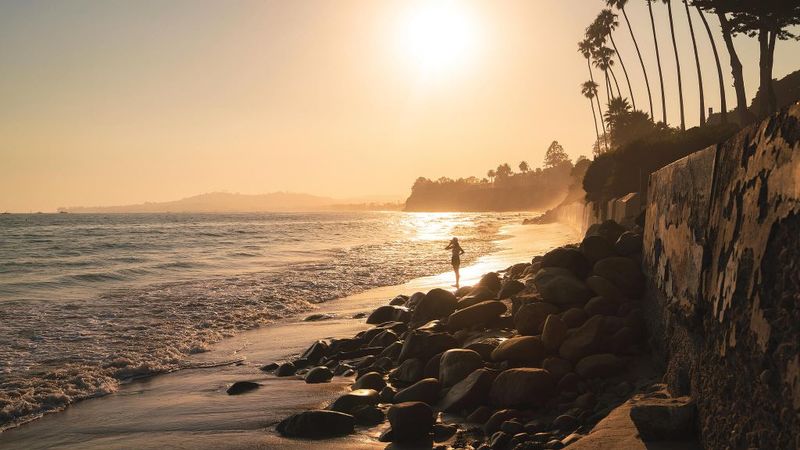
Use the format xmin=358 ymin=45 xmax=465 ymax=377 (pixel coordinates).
xmin=643 ymin=102 xmax=800 ymax=449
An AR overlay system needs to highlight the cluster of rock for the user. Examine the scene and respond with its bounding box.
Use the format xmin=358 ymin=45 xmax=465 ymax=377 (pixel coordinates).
xmin=261 ymin=220 xmax=655 ymax=448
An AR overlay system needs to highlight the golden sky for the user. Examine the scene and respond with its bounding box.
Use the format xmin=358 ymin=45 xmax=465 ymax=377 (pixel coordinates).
xmin=1 ymin=0 xmax=797 ymax=211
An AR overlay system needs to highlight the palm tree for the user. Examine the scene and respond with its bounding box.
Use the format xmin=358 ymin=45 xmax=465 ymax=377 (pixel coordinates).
xmin=695 ymin=5 xmax=726 ymax=123
xmin=518 ymin=161 xmax=530 ymax=173
xmin=646 ymin=0 xmax=667 ymax=124
xmin=487 ymin=169 xmax=496 ymax=183
xmin=592 ymin=46 xmax=618 ymax=101
xmin=595 ymin=9 xmax=636 ymax=109
xmin=663 ymin=0 xmax=686 ymax=130
xmin=683 ymin=0 xmax=705 ymax=125
xmin=604 ymin=97 xmax=633 ymax=130
xmin=608 ymin=0 xmax=654 ymax=120
xmin=581 ymin=81 xmax=603 ymax=145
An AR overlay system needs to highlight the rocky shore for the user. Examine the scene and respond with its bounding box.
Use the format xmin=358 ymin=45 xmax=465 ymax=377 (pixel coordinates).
xmin=234 ymin=220 xmax=698 ymax=449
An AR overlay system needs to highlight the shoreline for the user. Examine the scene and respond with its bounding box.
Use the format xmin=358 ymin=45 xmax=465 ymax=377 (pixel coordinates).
xmin=0 ymin=222 xmax=580 ymax=449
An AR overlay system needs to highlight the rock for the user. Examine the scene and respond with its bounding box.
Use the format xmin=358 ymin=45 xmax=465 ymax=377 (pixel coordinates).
xmin=497 ymin=280 xmax=525 ymax=299
xmin=553 ymin=414 xmax=578 ymax=431
xmin=390 ymin=294 xmax=408 ymax=306
xmin=275 ymin=362 xmax=297 ymax=377
xmin=533 ymin=266 xmax=575 ymax=286
xmin=276 ymin=410 xmax=355 ymax=438
xmin=394 ymin=378 xmax=440 ymax=404
xmin=379 ymin=341 xmax=403 ymax=359
xmin=447 ymin=301 xmax=507 ymax=330
xmin=368 ymin=329 xmax=399 ymax=348
xmin=379 ymin=386 xmax=396 ymax=403
xmin=477 ymin=272 xmax=502 ymax=294
xmin=610 ymin=327 xmax=636 ymax=354
xmin=574 ymin=392 xmax=596 ymax=410
xmin=491 ymin=336 xmax=547 ymax=364
xmin=439 ymin=349 xmax=484 ymax=387
xmin=304 ymin=366 xmax=334 ymax=384
xmin=593 ymin=220 xmax=626 ymax=244
xmin=541 ymin=314 xmax=567 ymax=352
xmin=575 ymin=353 xmax=623 ymax=379
xmin=455 ymin=285 xmax=474 ymax=298
xmin=353 ymin=372 xmax=386 ymax=391
xmin=367 ymin=305 xmax=410 ymax=324
xmin=614 ymin=231 xmax=643 ymax=256
xmin=433 ymin=423 xmax=458 ymax=442
xmin=490 ymin=431 xmax=511 ymax=449
xmin=579 ymin=235 xmax=615 ymax=264
xmin=259 ymin=362 xmax=279 ymax=372
xmin=535 ymin=272 xmax=592 ymax=307
xmin=439 ymin=368 xmax=499 ymax=412
xmin=398 ymin=331 xmax=458 ymax=362
xmin=629 ymin=395 xmax=696 ymax=441
xmin=407 ymin=291 xmax=426 ymax=309
xmin=465 ymin=338 xmax=501 ymax=360
xmin=304 ymin=313 xmax=334 ymax=321
xmin=501 ymin=419 xmax=525 ymax=435
xmin=484 ymin=409 xmax=522 ymax=434
xmin=585 ymin=276 xmax=625 ymax=302
xmin=514 ymin=301 xmax=559 ymax=335
xmin=542 ymin=357 xmax=572 ymax=381
xmin=466 ymin=405 xmax=494 ymax=424
xmin=226 ymin=381 xmax=260 ymax=395
xmin=489 ymin=368 xmax=555 ymax=408
xmin=560 ymin=307 xmax=588 ymax=329
xmin=423 ymin=352 xmax=443 ymax=379
xmin=329 ymin=389 xmax=380 ymax=413
xmin=592 ymin=257 xmax=644 ymax=298
xmin=292 ymin=358 xmax=309 ymax=369
xmin=301 ymin=340 xmax=329 ymax=365
xmin=389 ymin=358 xmax=425 ymax=384
xmin=352 ymin=312 xmax=367 ymax=319
xmin=351 ymin=404 xmax=385 ymax=426
xmin=557 ymin=373 xmax=580 ymax=393
xmin=584 ymin=296 xmax=617 ymax=316
xmin=387 ymin=402 xmax=435 ymax=442
xmin=411 ymin=288 xmax=458 ymax=325
xmin=541 ymin=247 xmax=591 ymax=279
xmin=559 ymin=315 xmax=605 ymax=362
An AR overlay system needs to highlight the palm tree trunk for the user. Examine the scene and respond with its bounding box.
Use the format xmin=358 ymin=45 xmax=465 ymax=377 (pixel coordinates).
xmin=608 ymin=66 xmax=622 ymax=99
xmin=666 ymin=0 xmax=686 ymax=130
xmin=683 ymin=0 xmax=705 ymax=125
xmin=596 ymin=94 xmax=609 ymax=151
xmin=622 ymin=7 xmax=654 ymax=120
xmin=647 ymin=0 xmax=667 ymax=124
xmin=608 ymin=32 xmax=636 ymax=109
xmin=604 ymin=71 xmax=613 ymax=102
xmin=589 ymin=98 xmax=601 ymax=143
xmin=697 ymin=6 xmax=726 ymax=124
xmin=717 ymin=12 xmax=749 ymax=125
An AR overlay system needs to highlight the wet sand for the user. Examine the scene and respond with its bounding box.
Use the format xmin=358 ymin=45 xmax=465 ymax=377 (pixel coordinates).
xmin=0 ymin=223 xmax=579 ymax=449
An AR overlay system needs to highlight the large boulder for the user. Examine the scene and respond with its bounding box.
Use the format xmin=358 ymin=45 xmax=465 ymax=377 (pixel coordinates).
xmin=367 ymin=305 xmax=410 ymax=324
xmin=488 ymin=368 xmax=555 ymax=408
xmin=406 ymin=291 xmax=426 ymax=309
xmin=276 ymin=410 xmax=355 ymax=438
xmin=580 ymin=235 xmax=616 ymax=264
xmin=304 ymin=366 xmax=334 ymax=384
xmin=592 ymin=220 xmax=626 ymax=244
xmin=497 ymin=280 xmax=525 ymax=299
xmin=541 ymin=314 xmax=567 ymax=352
xmin=353 ymin=372 xmax=386 ymax=391
xmin=614 ymin=231 xmax=643 ymax=256
xmin=477 ymin=272 xmax=502 ymax=294
xmin=514 ymin=302 xmax=559 ymax=335
xmin=629 ymin=395 xmax=696 ymax=441
xmin=561 ymin=307 xmax=589 ymax=328
xmin=491 ymin=336 xmax=547 ymax=365
xmin=389 ymin=359 xmax=425 ymax=384
xmin=585 ymin=276 xmax=626 ymax=302
xmin=439 ymin=368 xmax=499 ymax=412
xmin=575 ymin=353 xmax=623 ymax=378
xmin=301 ymin=340 xmax=329 ymax=365
xmin=535 ymin=274 xmax=593 ymax=306
xmin=541 ymin=357 xmax=572 ymax=381
xmin=411 ymin=289 xmax=458 ymax=325
xmin=368 ymin=329 xmax=399 ymax=348
xmin=447 ymin=300 xmax=507 ymax=330
xmin=226 ymin=381 xmax=259 ymax=395
xmin=387 ymin=402 xmax=435 ymax=442
xmin=584 ymin=296 xmax=617 ymax=316
xmin=398 ymin=331 xmax=458 ymax=362
xmin=541 ymin=247 xmax=591 ymax=279
xmin=393 ymin=378 xmax=440 ymax=404
xmin=559 ymin=315 xmax=605 ymax=362
xmin=592 ymin=257 xmax=645 ymax=298
xmin=438 ymin=349 xmax=484 ymax=387
xmin=329 ymin=389 xmax=380 ymax=414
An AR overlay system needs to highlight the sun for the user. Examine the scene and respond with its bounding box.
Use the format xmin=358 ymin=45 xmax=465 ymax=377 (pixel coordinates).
xmin=395 ymin=1 xmax=481 ymax=79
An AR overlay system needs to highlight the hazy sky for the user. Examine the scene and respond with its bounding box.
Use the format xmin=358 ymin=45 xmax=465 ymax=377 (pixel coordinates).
xmin=1 ymin=0 xmax=798 ymax=211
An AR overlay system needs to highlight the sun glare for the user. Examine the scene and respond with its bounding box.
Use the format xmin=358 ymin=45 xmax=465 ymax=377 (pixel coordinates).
xmin=395 ymin=1 xmax=481 ymax=79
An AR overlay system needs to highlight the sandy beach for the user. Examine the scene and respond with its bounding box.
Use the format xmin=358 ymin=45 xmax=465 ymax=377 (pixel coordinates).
xmin=0 ymin=223 xmax=580 ymax=449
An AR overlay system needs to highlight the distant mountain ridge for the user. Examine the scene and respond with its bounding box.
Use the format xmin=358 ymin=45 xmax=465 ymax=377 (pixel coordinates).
xmin=59 ymin=192 xmax=399 ymax=213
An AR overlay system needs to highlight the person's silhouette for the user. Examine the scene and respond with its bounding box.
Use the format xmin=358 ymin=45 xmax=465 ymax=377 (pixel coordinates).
xmin=445 ymin=237 xmax=465 ymax=287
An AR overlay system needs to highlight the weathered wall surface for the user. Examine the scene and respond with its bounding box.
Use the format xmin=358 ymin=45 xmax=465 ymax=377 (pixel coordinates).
xmin=643 ymin=102 xmax=800 ymax=449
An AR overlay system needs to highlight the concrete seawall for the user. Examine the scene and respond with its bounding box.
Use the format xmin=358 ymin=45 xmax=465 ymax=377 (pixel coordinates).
xmin=643 ymin=102 xmax=800 ymax=449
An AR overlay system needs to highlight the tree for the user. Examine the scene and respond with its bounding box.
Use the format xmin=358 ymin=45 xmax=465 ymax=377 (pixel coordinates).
xmin=684 ymin=0 xmax=706 ymax=125
xmin=544 ymin=141 xmax=571 ymax=168
xmin=592 ymin=46 xmax=619 ymax=100
xmin=518 ymin=161 xmax=530 ymax=173
xmin=647 ymin=0 xmax=668 ymax=124
xmin=582 ymin=81 xmax=604 ymax=146
xmin=579 ymin=40 xmax=609 ymax=139
xmin=695 ymin=5 xmax=728 ymax=123
xmin=608 ymin=0 xmax=655 ymax=120
xmin=496 ymin=163 xmax=513 ymax=180
xmin=604 ymin=97 xmax=633 ymax=130
xmin=663 ymin=0 xmax=687 ymax=130
xmin=594 ymin=9 xmax=637 ymax=109
xmin=486 ymin=169 xmax=496 ymax=182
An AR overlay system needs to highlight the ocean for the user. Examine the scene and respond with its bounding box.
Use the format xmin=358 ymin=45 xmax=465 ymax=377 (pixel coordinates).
xmin=0 ymin=211 xmax=535 ymax=430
